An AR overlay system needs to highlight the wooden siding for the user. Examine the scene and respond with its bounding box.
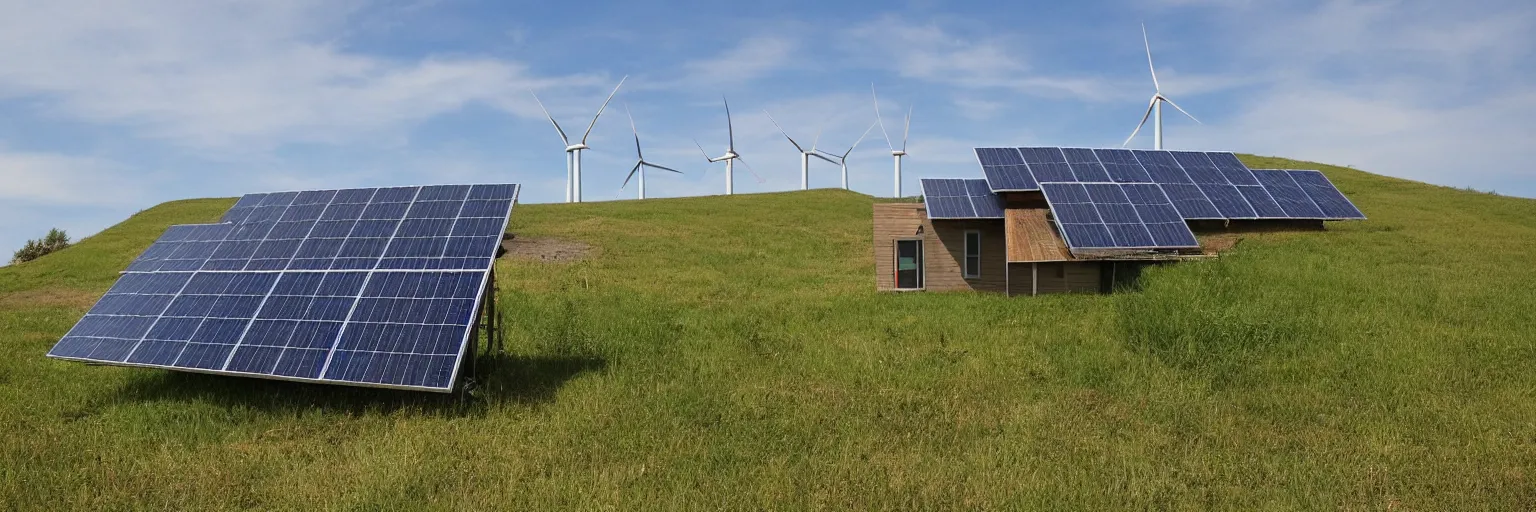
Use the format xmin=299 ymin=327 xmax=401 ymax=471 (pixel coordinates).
xmin=1005 ymin=208 xmax=1074 ymax=263
xmin=872 ymin=203 xmax=1006 ymax=293
xmin=1006 ymin=261 xmax=1103 ymax=295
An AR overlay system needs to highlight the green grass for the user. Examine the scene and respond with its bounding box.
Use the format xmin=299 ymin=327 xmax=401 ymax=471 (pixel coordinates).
xmin=2 ymin=156 xmax=1534 ymax=510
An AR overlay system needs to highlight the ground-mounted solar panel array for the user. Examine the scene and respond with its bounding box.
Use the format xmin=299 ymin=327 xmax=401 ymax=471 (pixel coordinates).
xmin=920 ymin=178 xmax=1005 ymax=219
xmin=47 ymin=184 xmax=520 ymax=393
xmin=971 ymin=147 xmax=1365 ymax=254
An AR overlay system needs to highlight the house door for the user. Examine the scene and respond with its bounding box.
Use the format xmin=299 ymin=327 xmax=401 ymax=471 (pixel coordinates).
xmin=896 ymin=239 xmax=924 ymax=289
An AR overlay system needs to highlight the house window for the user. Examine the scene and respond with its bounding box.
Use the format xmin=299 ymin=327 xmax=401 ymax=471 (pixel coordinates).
xmin=896 ymin=239 xmax=924 ymax=289
xmin=963 ymin=230 xmax=981 ymax=278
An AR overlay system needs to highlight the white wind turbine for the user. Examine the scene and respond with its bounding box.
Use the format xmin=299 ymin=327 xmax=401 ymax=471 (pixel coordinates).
xmin=872 ymin=84 xmax=912 ymax=197
xmin=530 ymin=76 xmax=627 ymax=203
xmin=621 ymin=103 xmax=682 ymax=200
xmin=694 ymin=97 xmax=762 ymax=195
xmin=1123 ymin=25 xmax=1200 ymax=150
xmin=815 ymin=120 xmax=879 ymax=190
xmin=764 ymin=111 xmax=838 ymax=190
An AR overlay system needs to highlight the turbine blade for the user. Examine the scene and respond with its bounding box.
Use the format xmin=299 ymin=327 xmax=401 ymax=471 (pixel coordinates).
xmin=580 ymin=75 xmax=628 ymax=144
xmin=1123 ymin=102 xmax=1156 ymax=147
xmin=622 ymin=161 xmax=642 ymax=189
xmin=764 ymin=110 xmax=804 ymax=152
xmin=736 ymin=156 xmax=765 ymax=183
xmin=1162 ymin=96 xmax=1202 ymax=124
xmin=694 ymin=138 xmax=715 ymax=162
xmin=643 ymin=161 xmax=684 ymax=174
xmin=872 ymin=83 xmax=894 ymax=150
xmin=901 ymin=104 xmax=912 ymax=151
xmin=1142 ymin=23 xmax=1160 ymax=92
xmin=843 ymin=119 xmax=879 ymax=158
xmin=530 ymin=90 xmax=570 ymax=144
xmin=811 ymin=115 xmax=829 ymax=152
xmin=625 ymin=102 xmax=643 ymax=159
xmin=724 ymin=96 xmax=734 ymax=151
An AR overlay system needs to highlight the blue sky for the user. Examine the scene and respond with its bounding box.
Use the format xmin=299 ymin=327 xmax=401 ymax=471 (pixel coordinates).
xmin=2 ymin=0 xmax=1533 ymax=257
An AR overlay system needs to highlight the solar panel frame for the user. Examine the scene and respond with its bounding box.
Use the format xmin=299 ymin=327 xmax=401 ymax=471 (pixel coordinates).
xmin=1040 ymin=182 xmax=1200 ymax=251
xmin=47 ymin=184 xmax=520 ymax=393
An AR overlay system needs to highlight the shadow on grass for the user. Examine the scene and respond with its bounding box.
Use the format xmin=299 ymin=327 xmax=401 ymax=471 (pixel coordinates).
xmin=103 ymin=354 xmax=607 ymax=416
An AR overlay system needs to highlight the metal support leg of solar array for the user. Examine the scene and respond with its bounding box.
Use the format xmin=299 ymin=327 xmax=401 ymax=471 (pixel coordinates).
xmin=460 ymin=269 xmax=505 ymax=396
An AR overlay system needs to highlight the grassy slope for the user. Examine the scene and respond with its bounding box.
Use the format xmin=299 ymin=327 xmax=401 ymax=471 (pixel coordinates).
xmin=1 ymin=157 xmax=1533 ymax=510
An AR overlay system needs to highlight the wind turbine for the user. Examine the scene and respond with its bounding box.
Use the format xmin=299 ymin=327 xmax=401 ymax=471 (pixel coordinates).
xmin=1123 ymin=25 xmax=1200 ymax=150
xmin=530 ymin=76 xmax=627 ymax=203
xmin=694 ymin=97 xmax=762 ymax=195
xmin=621 ymin=103 xmax=682 ymax=200
xmin=872 ymin=84 xmax=911 ymax=197
xmin=815 ymin=120 xmax=879 ymax=190
xmin=764 ymin=111 xmax=838 ymax=190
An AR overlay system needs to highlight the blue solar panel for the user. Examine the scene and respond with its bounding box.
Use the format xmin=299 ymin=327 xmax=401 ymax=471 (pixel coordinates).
xmin=1133 ymin=150 xmax=1194 ymax=185
xmin=1205 ymin=152 xmax=1260 ymax=186
xmin=1237 ymin=186 xmax=1286 ymax=217
xmin=921 ymin=178 xmax=1003 ymax=219
xmin=974 ymin=148 xmax=1038 ymax=191
xmin=1197 ymin=184 xmax=1258 ymax=219
xmin=48 ymin=183 xmax=520 ymax=393
xmin=1092 ymin=149 xmax=1154 ymax=183
xmin=1252 ymin=170 xmax=1327 ymax=218
xmin=1169 ymin=152 xmax=1230 ymax=185
xmin=1160 ymin=184 xmax=1224 ymax=219
xmin=1041 ymin=182 xmax=1198 ymax=251
xmin=1287 ymin=170 xmax=1366 ymax=219
xmin=1060 ymin=148 xmax=1112 ymax=182
xmin=1018 ymin=147 xmax=1075 ymax=183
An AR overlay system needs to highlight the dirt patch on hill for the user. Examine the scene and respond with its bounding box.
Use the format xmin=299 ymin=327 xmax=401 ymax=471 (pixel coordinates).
xmin=0 ymin=288 xmax=100 ymax=310
xmin=500 ymin=236 xmax=596 ymax=263
xmin=1201 ymin=234 xmax=1243 ymax=255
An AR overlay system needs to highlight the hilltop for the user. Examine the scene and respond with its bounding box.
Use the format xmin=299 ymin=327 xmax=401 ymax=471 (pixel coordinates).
xmin=1 ymin=156 xmax=1534 ymax=509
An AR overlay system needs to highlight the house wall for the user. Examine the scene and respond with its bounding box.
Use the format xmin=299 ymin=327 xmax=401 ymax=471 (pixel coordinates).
xmin=1005 ymin=261 xmax=1105 ymax=296
xmin=872 ymin=203 xmax=1006 ymax=293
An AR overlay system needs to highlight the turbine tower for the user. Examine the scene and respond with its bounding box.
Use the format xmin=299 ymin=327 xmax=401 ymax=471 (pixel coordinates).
xmin=694 ymin=97 xmax=761 ymax=195
xmin=531 ymin=76 xmax=627 ymax=203
xmin=765 ymin=111 xmax=838 ymax=190
xmin=872 ymin=84 xmax=911 ymax=197
xmin=816 ymin=120 xmax=879 ymax=190
xmin=1123 ymin=25 xmax=1199 ymax=150
xmin=621 ymin=103 xmax=682 ymax=200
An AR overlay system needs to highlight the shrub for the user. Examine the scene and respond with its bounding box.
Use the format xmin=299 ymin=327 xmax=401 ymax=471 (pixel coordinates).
xmin=11 ymin=228 xmax=71 ymax=264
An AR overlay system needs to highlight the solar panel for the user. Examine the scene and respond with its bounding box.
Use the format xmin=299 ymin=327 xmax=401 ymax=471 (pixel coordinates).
xmin=1060 ymin=148 xmax=1112 ymax=182
xmin=1251 ymin=170 xmax=1327 ymax=218
xmin=970 ymin=147 xmax=1365 ymax=223
xmin=1017 ymin=147 xmax=1075 ymax=183
xmin=974 ymin=148 xmax=1038 ymax=191
xmin=48 ymin=184 xmax=520 ymax=393
xmin=1091 ymin=149 xmax=1154 ymax=183
xmin=922 ymin=178 xmax=1004 ymax=219
xmin=1040 ymin=182 xmax=1199 ymax=252
xmin=1286 ymin=170 xmax=1366 ymax=219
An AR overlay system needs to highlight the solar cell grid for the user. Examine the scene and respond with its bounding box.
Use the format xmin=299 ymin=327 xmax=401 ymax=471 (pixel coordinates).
xmin=974 ymin=148 xmax=1038 ymax=191
xmin=1060 ymin=148 xmax=1113 ymax=182
xmin=1018 ymin=147 xmax=1075 ymax=183
xmin=1252 ymin=170 xmax=1326 ymax=218
xmin=48 ymin=183 xmax=520 ymax=392
xmin=1287 ymin=170 xmax=1366 ymax=219
xmin=1091 ymin=149 xmax=1154 ymax=183
xmin=921 ymin=178 xmax=1003 ymax=219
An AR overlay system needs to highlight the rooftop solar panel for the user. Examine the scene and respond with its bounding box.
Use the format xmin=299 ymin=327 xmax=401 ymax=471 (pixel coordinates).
xmin=1040 ymin=182 xmax=1199 ymax=252
xmin=1252 ymin=170 xmax=1327 ymax=218
xmin=1018 ymin=147 xmax=1075 ymax=183
xmin=1091 ymin=149 xmax=1154 ymax=183
xmin=974 ymin=148 xmax=1038 ymax=191
xmin=1060 ymin=148 xmax=1112 ymax=182
xmin=1132 ymin=150 xmax=1193 ymax=184
xmin=48 ymin=184 xmax=520 ymax=393
xmin=1286 ymin=170 xmax=1366 ymax=219
xmin=922 ymin=178 xmax=1004 ymax=219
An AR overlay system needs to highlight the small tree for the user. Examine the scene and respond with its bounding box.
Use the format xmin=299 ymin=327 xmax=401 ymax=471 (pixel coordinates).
xmin=11 ymin=228 xmax=71 ymax=264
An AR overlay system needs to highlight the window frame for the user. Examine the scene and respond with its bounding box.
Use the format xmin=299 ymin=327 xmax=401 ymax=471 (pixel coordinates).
xmin=963 ymin=229 xmax=981 ymax=279
xmin=894 ymin=238 xmax=925 ymax=290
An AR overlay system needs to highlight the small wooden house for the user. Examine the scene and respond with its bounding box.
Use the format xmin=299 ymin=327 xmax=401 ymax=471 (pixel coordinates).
xmin=873 ymin=147 xmax=1364 ymax=296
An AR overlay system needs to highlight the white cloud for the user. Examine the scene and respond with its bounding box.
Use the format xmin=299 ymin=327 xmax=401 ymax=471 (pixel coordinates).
xmin=0 ymin=0 xmax=585 ymax=152
xmin=0 ymin=150 xmax=143 ymax=205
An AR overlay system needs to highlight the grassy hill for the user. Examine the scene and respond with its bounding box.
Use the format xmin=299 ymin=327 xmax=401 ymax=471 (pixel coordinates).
xmin=2 ymin=156 xmax=1534 ymax=510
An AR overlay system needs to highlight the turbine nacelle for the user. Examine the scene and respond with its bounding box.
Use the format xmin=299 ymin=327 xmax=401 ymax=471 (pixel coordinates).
xmin=891 ymin=150 xmax=906 ymax=157
xmin=564 ymin=143 xmax=589 ymax=152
